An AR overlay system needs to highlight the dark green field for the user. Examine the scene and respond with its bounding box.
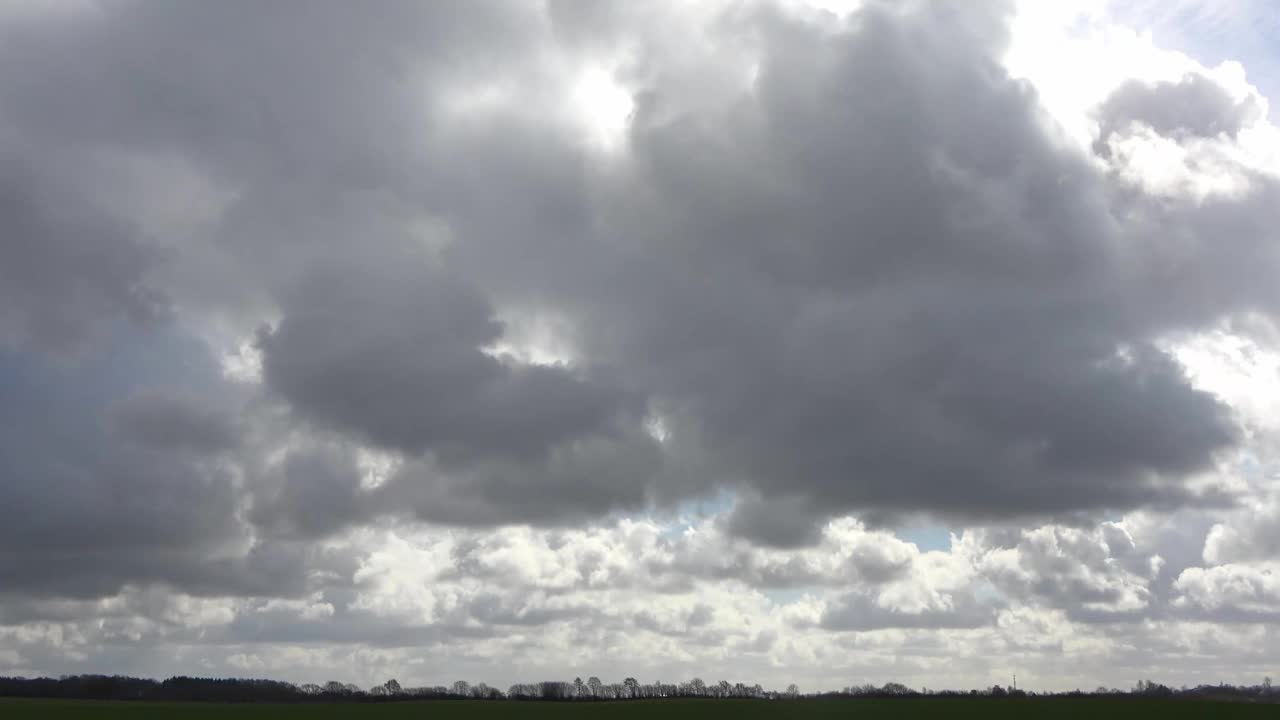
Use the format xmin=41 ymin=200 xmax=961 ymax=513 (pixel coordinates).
xmin=2 ymin=697 xmax=1275 ymax=719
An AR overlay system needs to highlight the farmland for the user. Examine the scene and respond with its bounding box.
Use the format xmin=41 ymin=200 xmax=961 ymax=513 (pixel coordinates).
xmin=2 ymin=697 xmax=1275 ymax=719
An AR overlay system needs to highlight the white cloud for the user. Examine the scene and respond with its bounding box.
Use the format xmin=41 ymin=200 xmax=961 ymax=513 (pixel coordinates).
xmin=1173 ymin=563 xmax=1280 ymax=616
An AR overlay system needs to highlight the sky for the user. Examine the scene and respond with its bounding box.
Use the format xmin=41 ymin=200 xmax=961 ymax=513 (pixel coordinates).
xmin=1 ymin=0 xmax=1279 ymax=694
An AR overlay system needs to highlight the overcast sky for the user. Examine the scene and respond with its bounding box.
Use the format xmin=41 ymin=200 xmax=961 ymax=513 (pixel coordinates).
xmin=2 ymin=0 xmax=1279 ymax=693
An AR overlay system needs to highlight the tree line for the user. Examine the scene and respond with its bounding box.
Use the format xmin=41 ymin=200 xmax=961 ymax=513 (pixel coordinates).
xmin=0 ymin=675 xmax=792 ymax=702
xmin=0 ymin=674 xmax=1274 ymax=703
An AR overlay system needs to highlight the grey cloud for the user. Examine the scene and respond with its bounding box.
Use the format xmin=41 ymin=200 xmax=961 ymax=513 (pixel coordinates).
xmin=255 ymin=255 xmax=668 ymax=528
xmin=0 ymin=0 xmax=1277 ymax=614
xmin=0 ymin=0 xmax=544 ymax=343
xmin=0 ymin=156 xmax=165 ymax=353
xmin=462 ymin=592 xmax=587 ymax=629
xmin=247 ymin=443 xmax=369 ymax=541
xmin=215 ymin=611 xmax=497 ymax=649
xmin=819 ymin=590 xmax=997 ymax=631
xmin=975 ymin=525 xmax=1160 ymax=622
xmin=726 ymin=495 xmax=825 ymax=548
xmin=632 ymin=606 xmax=717 ymax=638
xmin=0 ymin=327 xmax=349 ymax=603
xmin=259 ymin=258 xmax=639 ymax=462
xmin=381 ymin=426 xmax=666 ymax=527
xmin=111 ymin=388 xmax=240 ymax=454
xmin=0 ymin=332 xmax=236 ymax=593
xmin=0 ymin=1 xmax=537 ymax=172
xmin=1097 ymin=72 xmax=1262 ymax=143
xmin=456 ymin=0 xmax=1249 ymax=541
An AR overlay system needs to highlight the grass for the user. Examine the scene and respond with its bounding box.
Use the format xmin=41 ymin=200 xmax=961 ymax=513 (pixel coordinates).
xmin=2 ymin=697 xmax=1276 ymax=719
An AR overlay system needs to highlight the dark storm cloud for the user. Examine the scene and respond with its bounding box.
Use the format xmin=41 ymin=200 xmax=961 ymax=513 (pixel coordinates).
xmin=0 ymin=0 xmax=1276 ymax=595
xmin=726 ymin=495 xmax=826 ymax=549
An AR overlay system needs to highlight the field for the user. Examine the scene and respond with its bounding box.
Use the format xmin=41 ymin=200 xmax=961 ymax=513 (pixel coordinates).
xmin=2 ymin=697 xmax=1275 ymax=719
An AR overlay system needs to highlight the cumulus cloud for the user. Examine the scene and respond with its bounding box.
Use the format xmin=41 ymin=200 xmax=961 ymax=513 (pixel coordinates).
xmin=506 ymin=0 xmax=1256 ymax=537
xmin=1097 ymin=72 xmax=1263 ymax=142
xmin=1172 ymin=563 xmax=1280 ymax=620
xmin=969 ymin=524 xmax=1162 ymax=621
xmin=2 ymin=0 xmax=1280 ymax=691
xmin=1203 ymin=494 xmax=1280 ymax=566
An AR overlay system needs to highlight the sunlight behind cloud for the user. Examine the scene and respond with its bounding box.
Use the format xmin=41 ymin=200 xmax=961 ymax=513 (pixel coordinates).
xmin=571 ymin=66 xmax=634 ymax=153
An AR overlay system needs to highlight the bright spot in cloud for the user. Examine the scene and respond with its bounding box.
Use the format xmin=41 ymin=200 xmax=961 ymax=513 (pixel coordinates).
xmin=1169 ymin=326 xmax=1280 ymax=433
xmin=221 ymin=338 xmax=263 ymax=383
xmin=357 ymin=448 xmax=398 ymax=491
xmin=645 ymin=413 xmax=671 ymax=444
xmin=571 ymin=67 xmax=634 ymax=152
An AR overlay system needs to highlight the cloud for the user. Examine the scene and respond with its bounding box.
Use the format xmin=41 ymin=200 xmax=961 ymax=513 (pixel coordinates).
xmin=110 ymin=388 xmax=240 ymax=454
xmin=819 ymin=590 xmax=995 ymax=631
xmin=466 ymin=0 xmax=1253 ymax=539
xmin=247 ymin=443 xmax=370 ymax=541
xmin=3 ymin=0 xmax=1269 ymax=545
xmin=969 ymin=524 xmax=1161 ymax=621
xmin=0 ymin=325 xmax=360 ymax=603
xmin=0 ymin=330 xmax=243 ymax=598
xmin=2 ymin=0 xmax=1280 ymax=691
xmin=1203 ymin=493 xmax=1280 ymax=565
xmin=258 ymin=256 xmax=646 ymax=464
xmin=1172 ymin=562 xmax=1280 ymax=620
xmin=0 ymin=156 xmax=165 ymax=354
xmin=1097 ymin=72 xmax=1262 ymax=142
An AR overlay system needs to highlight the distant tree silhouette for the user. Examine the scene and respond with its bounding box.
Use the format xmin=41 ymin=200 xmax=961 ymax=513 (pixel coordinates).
xmin=1 ymin=672 xmax=1277 ymax=705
